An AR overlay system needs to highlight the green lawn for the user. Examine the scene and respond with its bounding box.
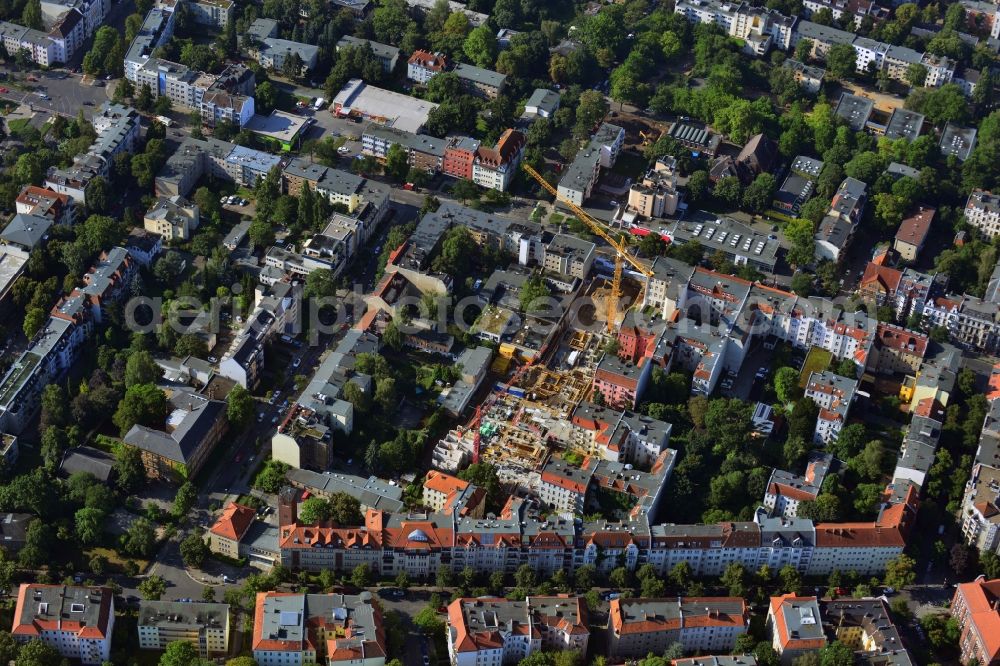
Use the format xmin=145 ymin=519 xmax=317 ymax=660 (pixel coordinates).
xmin=6 ymin=118 xmax=30 ymax=134
xmin=799 ymin=347 xmax=833 ymax=387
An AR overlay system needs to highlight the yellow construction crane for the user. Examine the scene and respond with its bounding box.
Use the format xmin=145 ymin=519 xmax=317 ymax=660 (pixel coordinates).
xmin=523 ymin=164 xmax=654 ymax=333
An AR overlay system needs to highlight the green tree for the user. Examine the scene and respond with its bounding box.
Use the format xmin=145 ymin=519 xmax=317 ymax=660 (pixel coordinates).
xmin=172 ymin=482 xmax=197 ymax=519
xmin=113 ymin=383 xmax=167 ymax=436
xmin=713 ymin=176 xmax=742 ymax=206
xmin=778 ymin=564 xmax=803 ymax=594
xmin=414 ymin=606 xmax=445 ymax=635
xmin=721 ymin=563 xmax=747 ymax=597
xmin=22 ymin=307 xmax=46 ymax=339
xmin=905 ymin=62 xmax=927 ymax=88
xmin=20 ymin=0 xmax=42 ymax=29
xmin=384 ymin=143 xmax=409 ymax=181
xmin=125 ymin=350 xmax=160 ymax=388
xmin=180 ymin=532 xmax=208 ymax=568
xmin=122 ymin=518 xmax=157 ymax=557
xmin=351 ymin=563 xmax=373 ymax=587
xmin=303 ymin=268 xmax=338 ymax=299
xmin=884 ymin=554 xmax=916 ymax=589
xmin=774 ymin=367 xmax=800 ymax=404
xmin=227 ymin=385 xmax=254 ymax=429
xmin=113 ymin=444 xmax=145 ymax=493
xmin=74 ymin=507 xmax=105 ymax=544
xmin=742 ymin=173 xmax=777 ymax=213
xmin=16 ymin=640 xmax=61 ymax=666
xmin=247 ymin=220 xmax=275 ymax=249
xmin=138 ymin=574 xmax=167 ymax=600
xmin=463 ymin=25 xmax=498 ymax=68
xmin=826 ymin=43 xmax=857 ymax=79
xmin=159 ymin=639 xmax=203 ymax=666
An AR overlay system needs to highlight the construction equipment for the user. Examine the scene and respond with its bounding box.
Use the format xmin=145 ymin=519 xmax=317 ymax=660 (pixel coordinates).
xmin=463 ymin=355 xmax=534 ymax=464
xmin=522 ymin=164 xmax=654 ymax=332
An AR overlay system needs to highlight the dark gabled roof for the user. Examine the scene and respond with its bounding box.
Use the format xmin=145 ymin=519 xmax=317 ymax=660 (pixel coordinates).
xmin=59 ymin=446 xmax=116 ymax=483
xmin=123 ymin=388 xmax=225 ymax=464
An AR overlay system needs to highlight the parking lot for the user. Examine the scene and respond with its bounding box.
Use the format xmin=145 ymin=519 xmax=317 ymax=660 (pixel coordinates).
xmin=0 ymin=70 xmax=110 ymax=118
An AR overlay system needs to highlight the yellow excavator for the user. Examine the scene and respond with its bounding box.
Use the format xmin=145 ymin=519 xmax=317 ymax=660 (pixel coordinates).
xmin=522 ymin=164 xmax=654 ymax=333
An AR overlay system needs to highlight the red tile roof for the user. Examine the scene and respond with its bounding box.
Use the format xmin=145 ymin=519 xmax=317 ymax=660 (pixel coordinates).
xmin=895 ymin=207 xmax=935 ymax=248
xmin=423 ymin=470 xmax=469 ymax=497
xmin=210 ymin=502 xmax=256 ymax=541
xmin=954 ymin=579 xmax=1000 ymax=662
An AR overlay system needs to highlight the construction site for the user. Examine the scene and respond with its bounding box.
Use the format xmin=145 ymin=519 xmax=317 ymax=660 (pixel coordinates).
xmin=432 ymin=163 xmax=658 ymax=499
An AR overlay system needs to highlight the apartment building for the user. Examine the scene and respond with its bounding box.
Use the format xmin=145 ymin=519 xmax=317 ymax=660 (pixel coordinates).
xmin=966 ymin=189 xmax=1000 ymax=238
xmin=542 ymin=233 xmax=595 ymax=280
xmin=644 ymin=256 xmax=696 ymax=316
xmin=803 ymin=371 xmax=858 ymax=445
xmin=951 ymin=578 xmax=1000 ymax=666
xmin=138 ymin=600 xmax=229 ymax=655
xmin=11 ymin=585 xmax=114 ymax=665
xmin=276 ymin=478 xmax=916 ymax=580
xmin=592 ymin=350 xmax=654 ymax=409
xmin=44 ymin=103 xmax=141 ymax=206
xmin=40 ymin=0 xmax=107 ymax=38
xmin=764 ymin=453 xmax=833 ymax=518
xmin=254 ymin=37 xmax=319 ymax=73
xmin=253 ymin=592 xmax=385 ymax=666
xmin=15 ymin=185 xmax=72 ymax=225
xmin=156 ymin=137 xmax=283 ymax=198
xmin=673 ymin=0 xmax=795 ymax=54
xmin=539 ymin=456 xmax=594 ymax=514
xmin=453 ymin=62 xmax=507 ymax=99
xmin=815 ymin=176 xmax=867 ymax=262
xmin=423 ymin=470 xmax=470 ymax=512
xmin=189 ymin=0 xmax=232 ymax=27
xmin=557 ymin=123 xmax=625 ymax=206
xmin=782 ymin=58 xmax=825 ymax=94
xmin=472 ymin=129 xmax=525 ymax=192
xmin=337 ymin=35 xmax=399 ymax=72
xmin=768 ymin=595 xmax=826 ymax=665
xmin=281 ymin=158 xmax=389 ymax=216
xmin=0 ymin=21 xmax=57 ymax=66
xmin=802 ymin=0 xmax=872 ymax=28
xmin=628 ymin=156 xmax=680 ymax=218
xmin=570 ymin=401 xmax=673 ymax=468
xmin=123 ymin=7 xmax=175 ymax=81
xmin=122 ymin=387 xmax=227 ymax=482
xmin=407 ymin=49 xmax=447 ymax=83
xmin=440 ymin=137 xmax=479 ymax=180
xmin=924 ymin=294 xmax=1000 ymax=353
xmin=820 ymin=598 xmax=912 ymax=664
xmin=448 ymin=596 xmax=589 ymax=666
xmin=361 ymin=123 xmax=446 ymax=172
xmin=131 ymin=59 xmax=255 ymax=128
xmin=607 ymin=597 xmax=749 ymax=658
xmin=271 ymin=405 xmax=345 ymax=471
xmin=894 ymin=206 xmax=935 ymax=262
xmin=0 ymin=300 xmax=92 ymax=435
xmin=143 ymin=195 xmax=199 ymax=240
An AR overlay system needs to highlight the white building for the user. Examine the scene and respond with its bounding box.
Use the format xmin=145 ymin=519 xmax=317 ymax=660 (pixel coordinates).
xmin=966 ymin=189 xmax=1000 ymax=238
xmin=253 ymin=592 xmax=385 ymax=666
xmin=803 ymin=371 xmax=858 ymax=445
xmin=11 ymin=585 xmax=115 ymax=665
xmin=138 ymin=600 xmax=230 ymax=655
xmin=447 ymin=596 xmax=589 ymax=666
